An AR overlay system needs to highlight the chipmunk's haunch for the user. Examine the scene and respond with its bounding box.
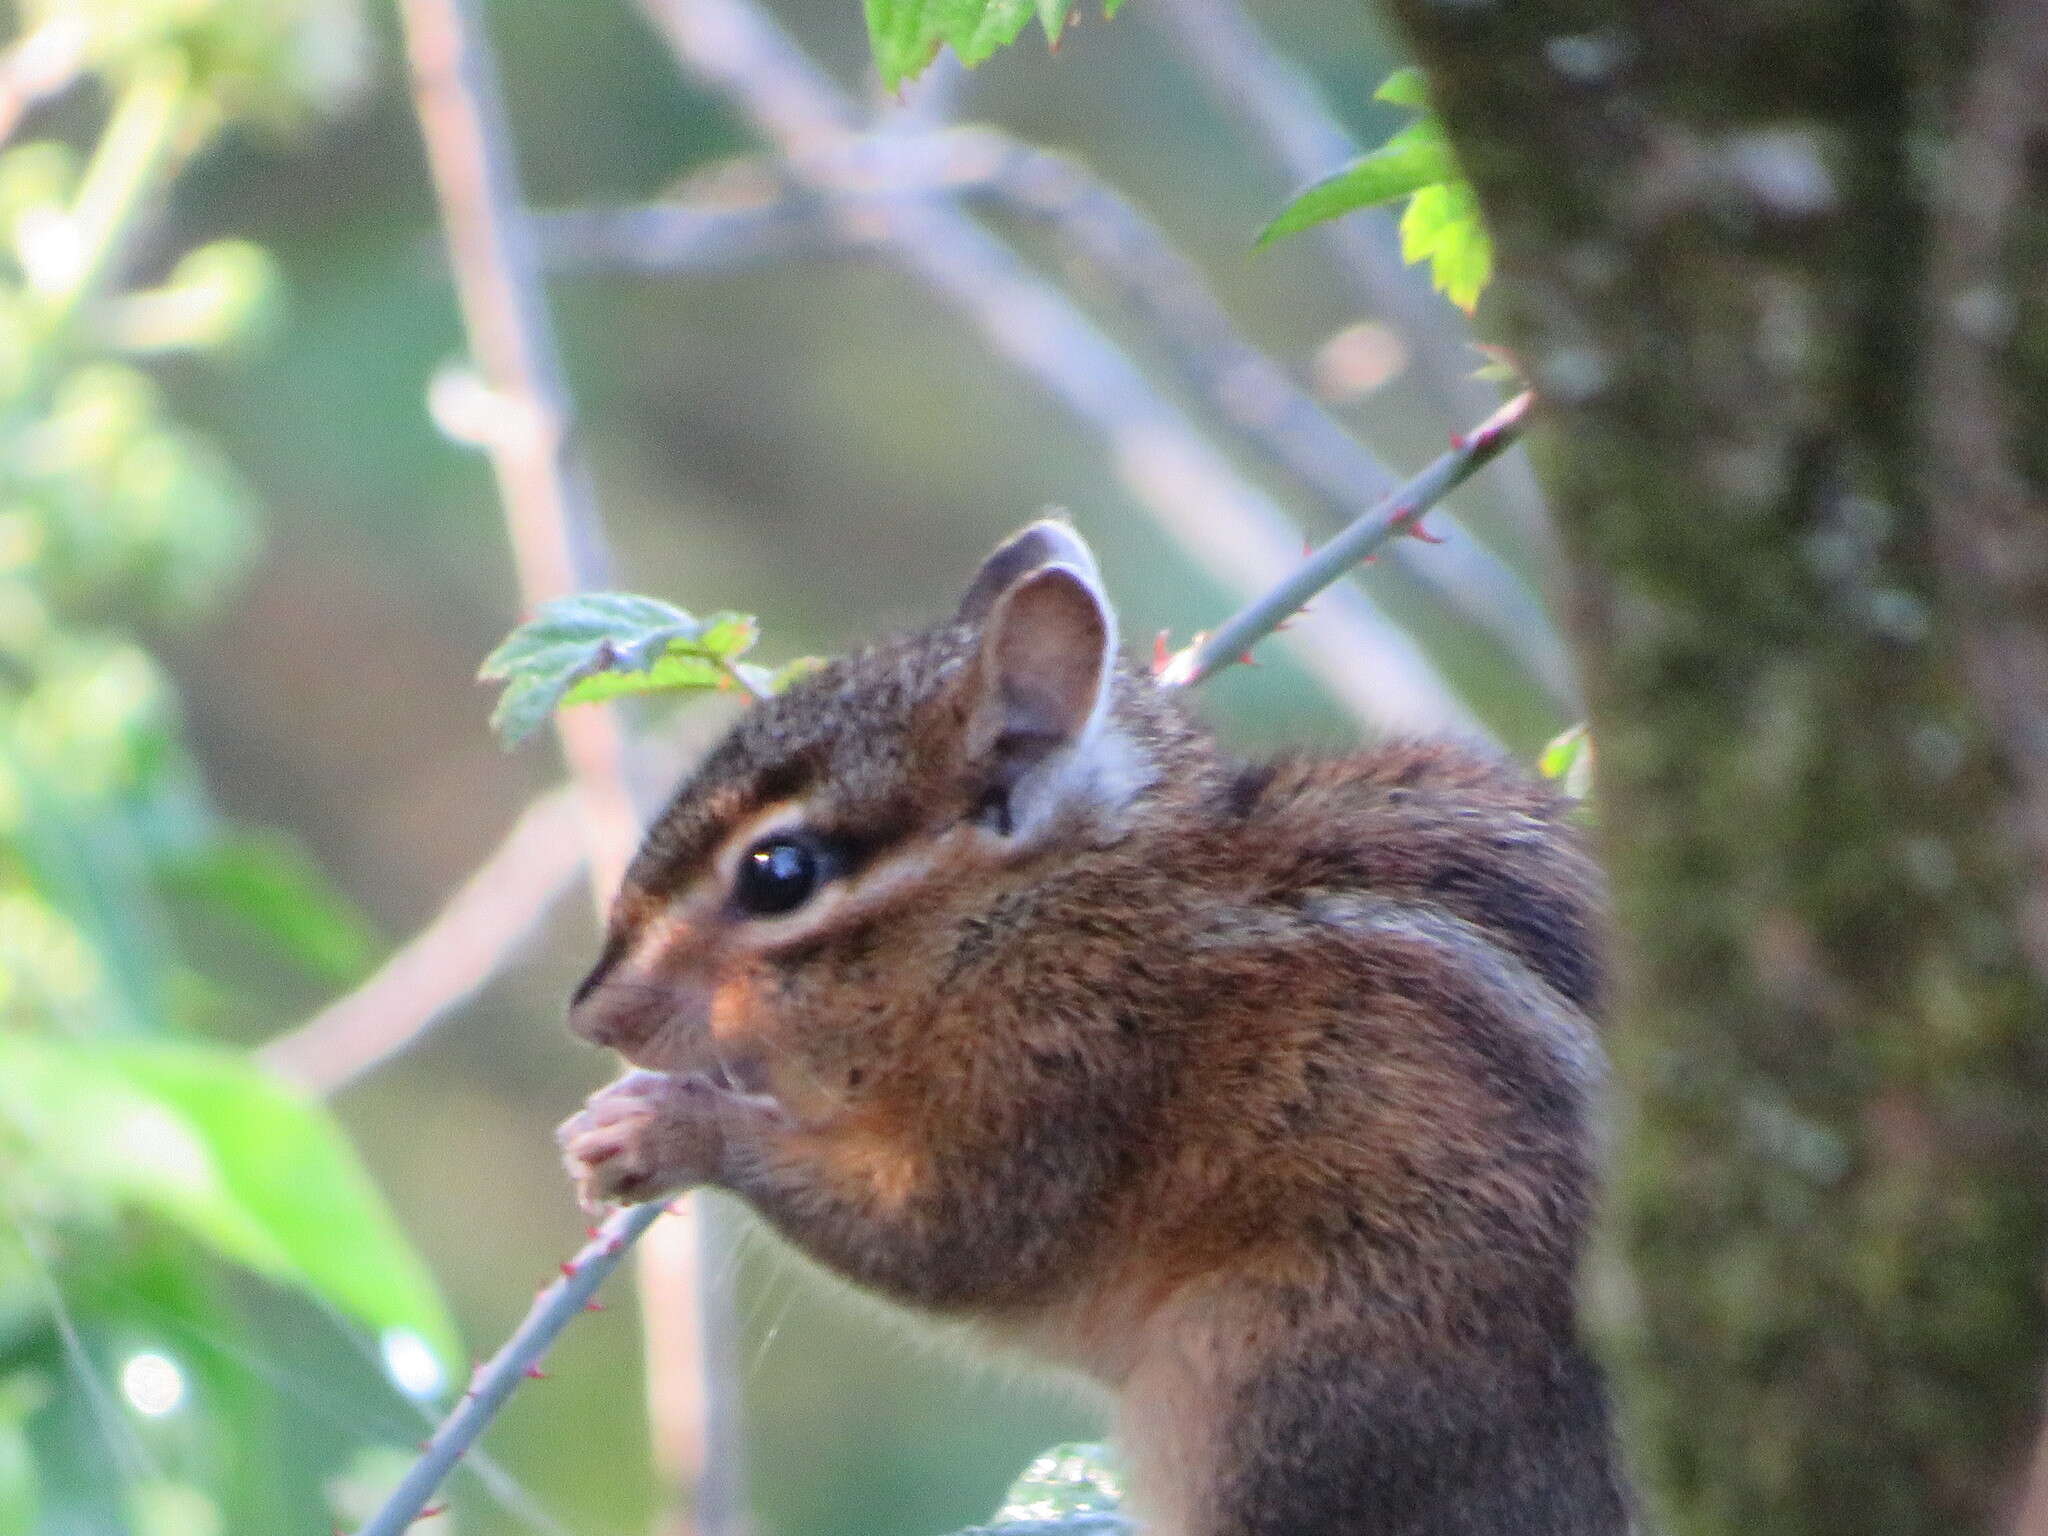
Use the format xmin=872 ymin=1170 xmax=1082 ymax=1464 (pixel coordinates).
xmin=558 ymin=521 xmax=1629 ymax=1536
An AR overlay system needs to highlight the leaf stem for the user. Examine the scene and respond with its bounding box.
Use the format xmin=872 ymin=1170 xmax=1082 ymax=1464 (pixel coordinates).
xmin=1161 ymin=390 xmax=1533 ymax=688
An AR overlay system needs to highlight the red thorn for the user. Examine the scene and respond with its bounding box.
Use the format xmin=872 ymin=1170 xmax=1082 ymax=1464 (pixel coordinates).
xmin=1238 ymin=651 xmax=1259 ymax=667
xmin=524 ymin=1365 xmax=549 ymax=1379
xmin=559 ymin=1260 xmax=580 ymax=1278
xmin=1361 ymin=553 xmax=1378 ymax=565
xmin=1405 ymin=520 xmax=1447 ymax=544
xmin=1449 ymin=432 xmax=1468 ymax=450
xmin=1152 ymin=630 xmax=1171 ymax=676
xmin=602 ymin=1236 xmax=624 ymax=1256
xmin=585 ymin=1298 xmax=607 ymax=1311
xmin=585 ymin=1225 xmax=602 ymax=1240
xmin=418 ymin=1508 xmax=447 ymax=1522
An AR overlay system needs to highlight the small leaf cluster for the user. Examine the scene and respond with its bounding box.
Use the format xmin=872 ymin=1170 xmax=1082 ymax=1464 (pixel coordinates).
xmin=1260 ymin=68 xmax=1494 ymax=313
xmin=482 ymin=591 xmax=820 ymax=746
xmin=863 ymin=0 xmax=1126 ymax=91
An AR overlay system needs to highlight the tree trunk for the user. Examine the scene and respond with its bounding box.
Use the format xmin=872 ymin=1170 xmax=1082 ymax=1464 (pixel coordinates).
xmin=1379 ymin=3 xmax=2048 ymax=1533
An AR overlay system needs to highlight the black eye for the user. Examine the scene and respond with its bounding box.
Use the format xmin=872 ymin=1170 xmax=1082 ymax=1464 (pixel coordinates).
xmin=734 ymin=835 xmax=823 ymax=916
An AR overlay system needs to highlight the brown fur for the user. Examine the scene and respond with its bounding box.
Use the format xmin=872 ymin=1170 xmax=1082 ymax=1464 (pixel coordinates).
xmin=558 ymin=525 xmax=1629 ymax=1536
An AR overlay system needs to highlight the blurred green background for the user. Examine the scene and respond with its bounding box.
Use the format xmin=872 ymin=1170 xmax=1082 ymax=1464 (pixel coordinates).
xmin=0 ymin=1 xmax=1557 ymax=1532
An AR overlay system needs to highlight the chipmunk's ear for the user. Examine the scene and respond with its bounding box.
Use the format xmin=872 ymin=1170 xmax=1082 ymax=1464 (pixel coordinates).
xmin=956 ymin=516 xmax=1101 ymax=626
xmin=963 ymin=546 xmax=1144 ymax=838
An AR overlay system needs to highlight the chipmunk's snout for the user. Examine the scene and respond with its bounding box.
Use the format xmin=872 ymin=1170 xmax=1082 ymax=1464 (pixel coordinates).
xmin=567 ymin=924 xmax=712 ymax=1061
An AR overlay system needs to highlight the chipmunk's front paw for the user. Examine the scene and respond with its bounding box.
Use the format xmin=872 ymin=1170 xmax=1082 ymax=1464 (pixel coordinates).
xmin=556 ymin=1070 xmax=727 ymax=1212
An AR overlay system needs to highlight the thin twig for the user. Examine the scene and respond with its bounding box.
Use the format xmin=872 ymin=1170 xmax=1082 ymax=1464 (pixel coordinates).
xmin=398 ymin=0 xmax=641 ymax=896
xmin=630 ymin=0 xmax=1482 ymax=739
xmin=395 ymin=0 xmax=734 ymax=1530
xmin=1163 ymin=391 xmax=1532 ymax=687
xmin=542 ymin=125 xmax=1574 ymax=711
xmin=1142 ymin=0 xmax=1558 ymax=555
xmin=258 ymin=786 xmax=585 ymax=1093
xmin=353 ymin=1203 xmax=667 ymax=1536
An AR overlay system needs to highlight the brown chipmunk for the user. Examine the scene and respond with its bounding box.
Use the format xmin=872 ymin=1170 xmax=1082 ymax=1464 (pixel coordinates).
xmin=558 ymin=521 xmax=1629 ymax=1536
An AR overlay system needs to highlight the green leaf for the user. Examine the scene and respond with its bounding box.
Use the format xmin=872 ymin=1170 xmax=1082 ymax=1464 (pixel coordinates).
xmin=0 ymin=1035 xmax=459 ymax=1381
xmin=1373 ymin=65 xmax=1429 ymax=107
xmin=158 ymin=829 xmax=380 ymax=986
xmin=0 ymin=1376 xmax=43 ymax=1536
xmin=864 ymin=0 xmax=1063 ymax=88
xmin=1256 ymin=64 xmax=1496 ymax=312
xmin=1399 ymin=179 xmax=1493 ymax=313
xmin=1257 ymin=125 xmax=1455 ymax=247
xmin=479 ymin=592 xmax=760 ymax=746
xmin=1539 ymin=723 xmax=1595 ymax=802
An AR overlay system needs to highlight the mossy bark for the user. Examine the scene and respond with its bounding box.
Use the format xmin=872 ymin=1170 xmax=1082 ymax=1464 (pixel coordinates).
xmin=1379 ymin=3 xmax=2048 ymax=1532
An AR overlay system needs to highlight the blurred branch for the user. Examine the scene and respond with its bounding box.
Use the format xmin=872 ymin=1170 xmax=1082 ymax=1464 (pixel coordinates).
xmin=258 ymin=786 xmax=585 ymax=1093
xmin=1163 ymin=392 xmax=1532 ymax=688
xmin=1142 ymin=0 xmax=1558 ymax=554
xmin=539 ymin=192 xmax=844 ymax=274
xmin=395 ymin=2 xmax=737 ymax=1533
xmin=0 ymin=14 xmax=90 ymax=146
xmin=544 ymin=124 xmax=1574 ymax=712
xmin=397 ymin=0 xmax=641 ymax=897
xmin=629 ymin=0 xmax=1481 ymax=738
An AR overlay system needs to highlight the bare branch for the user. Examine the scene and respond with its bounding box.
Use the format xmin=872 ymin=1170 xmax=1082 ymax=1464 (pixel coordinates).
xmin=630 ymin=0 xmax=1482 ymax=738
xmin=259 ymin=787 xmax=585 ymax=1093
xmin=543 ymin=126 xmax=1574 ymax=712
xmin=399 ymin=0 xmax=641 ymax=897
xmin=1163 ymin=392 xmax=1531 ymax=688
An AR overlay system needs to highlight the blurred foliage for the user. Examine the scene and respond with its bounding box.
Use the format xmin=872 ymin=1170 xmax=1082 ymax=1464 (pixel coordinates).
xmin=990 ymin=1443 xmax=1122 ymax=1522
xmin=1259 ymin=68 xmax=1492 ymax=311
xmin=0 ymin=2 xmax=460 ymax=1532
xmin=0 ymin=0 xmax=1552 ymax=1530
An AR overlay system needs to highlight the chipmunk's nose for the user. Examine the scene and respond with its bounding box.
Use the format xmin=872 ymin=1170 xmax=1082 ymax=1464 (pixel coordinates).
xmin=568 ymin=934 xmax=661 ymax=1052
xmin=568 ymin=930 xmax=713 ymax=1061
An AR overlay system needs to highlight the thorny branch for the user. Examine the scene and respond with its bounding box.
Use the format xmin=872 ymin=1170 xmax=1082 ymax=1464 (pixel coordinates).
xmin=542 ymin=125 xmax=1573 ymax=710
xmin=1163 ymin=391 xmax=1532 ymax=687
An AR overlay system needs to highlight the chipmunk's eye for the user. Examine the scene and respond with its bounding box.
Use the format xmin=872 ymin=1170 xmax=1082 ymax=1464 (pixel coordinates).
xmin=734 ymin=834 xmax=823 ymax=916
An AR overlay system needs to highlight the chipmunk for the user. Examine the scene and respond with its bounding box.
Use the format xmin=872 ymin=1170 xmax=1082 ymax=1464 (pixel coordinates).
xmin=557 ymin=520 xmax=1630 ymax=1536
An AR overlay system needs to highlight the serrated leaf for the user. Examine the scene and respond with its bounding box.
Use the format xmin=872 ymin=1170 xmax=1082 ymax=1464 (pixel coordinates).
xmin=480 ymin=592 xmax=760 ymax=746
xmin=1256 ymin=127 xmax=1454 ymax=247
xmin=864 ymin=0 xmax=1047 ymax=88
xmin=1400 ymin=180 xmax=1493 ymax=313
xmin=0 ymin=1035 xmax=459 ymax=1377
xmin=1037 ymin=0 xmax=1074 ymax=46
